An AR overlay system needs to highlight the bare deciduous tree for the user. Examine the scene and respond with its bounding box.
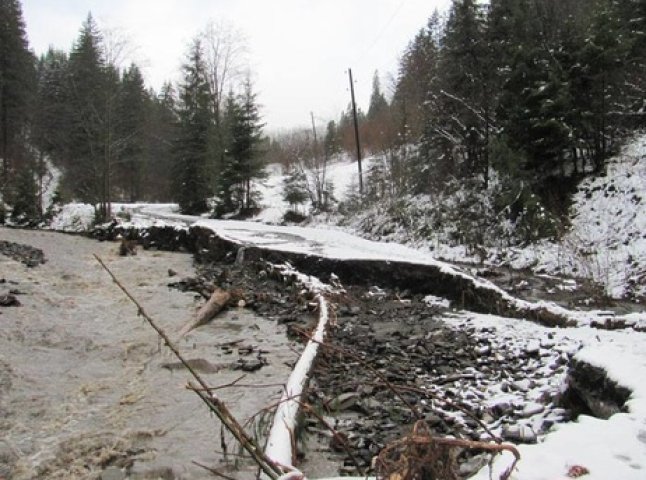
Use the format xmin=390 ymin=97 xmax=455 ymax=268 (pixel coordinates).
xmin=201 ymin=20 xmax=248 ymax=126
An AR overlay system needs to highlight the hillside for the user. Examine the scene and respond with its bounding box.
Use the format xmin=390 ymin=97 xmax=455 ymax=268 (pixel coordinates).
xmin=251 ymin=134 xmax=646 ymax=301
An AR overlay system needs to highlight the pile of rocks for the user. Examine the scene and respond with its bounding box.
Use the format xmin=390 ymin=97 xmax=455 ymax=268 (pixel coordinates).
xmin=0 ymin=240 xmax=46 ymax=267
xmin=305 ymin=286 xmax=581 ymax=475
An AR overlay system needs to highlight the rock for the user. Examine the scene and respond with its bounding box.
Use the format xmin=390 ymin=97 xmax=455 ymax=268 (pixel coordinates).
xmin=330 ymin=431 xmax=350 ymax=452
xmin=329 ymin=392 xmax=361 ymax=412
xmin=167 ymin=268 xmax=177 ymax=277
xmin=512 ymin=379 xmax=531 ymax=392
xmin=475 ymin=345 xmax=491 ymax=355
xmin=361 ymin=398 xmax=382 ymax=412
xmin=502 ymin=424 xmax=537 ymax=443
xmin=234 ymin=358 xmax=266 ymax=372
xmin=521 ymin=402 xmax=545 ymax=417
xmin=490 ymin=400 xmax=513 ymax=417
xmin=459 ymin=454 xmax=488 ymax=477
xmin=566 ymin=358 xmax=631 ymax=419
xmin=0 ymin=294 xmax=20 ymax=307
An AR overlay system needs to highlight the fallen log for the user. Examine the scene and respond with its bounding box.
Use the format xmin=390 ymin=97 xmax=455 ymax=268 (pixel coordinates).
xmin=178 ymin=287 xmax=232 ymax=337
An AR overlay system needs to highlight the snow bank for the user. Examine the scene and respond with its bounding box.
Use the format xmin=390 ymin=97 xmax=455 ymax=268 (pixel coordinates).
xmin=507 ymin=134 xmax=646 ymax=299
xmin=456 ymin=314 xmax=646 ymax=480
xmin=47 ymin=203 xmax=95 ymax=232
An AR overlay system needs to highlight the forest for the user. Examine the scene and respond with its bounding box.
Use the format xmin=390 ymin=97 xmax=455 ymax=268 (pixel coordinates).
xmin=1 ymin=0 xmax=645 ymax=237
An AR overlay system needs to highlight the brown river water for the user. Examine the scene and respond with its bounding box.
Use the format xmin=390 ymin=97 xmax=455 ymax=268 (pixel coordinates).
xmin=0 ymin=228 xmax=301 ymax=480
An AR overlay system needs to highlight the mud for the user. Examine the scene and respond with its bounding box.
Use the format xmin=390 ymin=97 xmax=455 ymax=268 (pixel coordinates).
xmin=0 ymin=228 xmax=298 ymax=480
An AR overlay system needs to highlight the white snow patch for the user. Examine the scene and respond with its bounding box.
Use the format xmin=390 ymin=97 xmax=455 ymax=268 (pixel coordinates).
xmin=47 ymin=203 xmax=95 ymax=232
xmin=448 ymin=313 xmax=646 ymax=480
xmin=423 ymin=295 xmax=451 ymax=308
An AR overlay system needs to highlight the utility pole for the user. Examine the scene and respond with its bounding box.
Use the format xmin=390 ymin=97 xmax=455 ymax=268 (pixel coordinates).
xmin=310 ymin=111 xmax=318 ymax=146
xmin=348 ymin=68 xmax=363 ymax=195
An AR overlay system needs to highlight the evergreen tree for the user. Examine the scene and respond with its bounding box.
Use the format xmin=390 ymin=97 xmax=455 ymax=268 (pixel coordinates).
xmin=438 ymin=0 xmax=490 ymax=181
xmin=282 ymin=167 xmax=308 ymax=213
xmin=117 ymin=63 xmax=147 ymax=200
xmin=574 ymin=0 xmax=633 ymax=171
xmin=367 ymin=71 xmax=388 ymax=120
xmin=66 ymin=13 xmax=107 ymax=211
xmin=9 ymin=165 xmax=38 ymax=224
xmin=0 ymin=0 xmax=36 ymax=196
xmin=33 ymin=48 xmax=71 ymax=162
xmin=173 ymin=39 xmax=212 ymax=214
xmin=323 ymin=120 xmax=341 ymax=159
xmin=143 ymin=82 xmax=177 ymax=201
xmin=392 ymin=11 xmax=442 ymax=145
xmin=218 ymin=77 xmax=265 ymax=213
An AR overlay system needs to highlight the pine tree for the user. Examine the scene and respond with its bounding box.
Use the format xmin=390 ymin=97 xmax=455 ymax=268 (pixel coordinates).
xmin=143 ymin=82 xmax=177 ymax=201
xmin=33 ymin=48 xmax=71 ymax=162
xmin=323 ymin=120 xmax=341 ymax=159
xmin=282 ymin=167 xmax=309 ymax=213
xmin=217 ymin=77 xmax=265 ymax=213
xmin=0 ymin=0 xmax=36 ymax=197
xmin=574 ymin=0 xmax=633 ymax=171
xmin=66 ymin=13 xmax=107 ymax=211
xmin=9 ymin=165 xmax=38 ymax=224
xmin=173 ymin=39 xmax=213 ymax=214
xmin=367 ymin=71 xmax=388 ymax=120
xmin=392 ymin=11 xmax=442 ymax=145
xmin=438 ymin=0 xmax=490 ymax=181
xmin=117 ymin=63 xmax=147 ymax=201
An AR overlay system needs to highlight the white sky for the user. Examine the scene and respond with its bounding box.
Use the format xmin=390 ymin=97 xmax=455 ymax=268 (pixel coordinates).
xmin=21 ymin=0 xmax=451 ymax=132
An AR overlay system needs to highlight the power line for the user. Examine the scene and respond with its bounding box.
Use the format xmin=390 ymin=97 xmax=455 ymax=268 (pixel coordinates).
xmin=355 ymin=0 xmax=408 ymax=66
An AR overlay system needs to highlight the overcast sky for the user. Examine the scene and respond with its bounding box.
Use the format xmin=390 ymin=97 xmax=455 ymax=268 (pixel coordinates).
xmin=21 ymin=0 xmax=451 ymax=132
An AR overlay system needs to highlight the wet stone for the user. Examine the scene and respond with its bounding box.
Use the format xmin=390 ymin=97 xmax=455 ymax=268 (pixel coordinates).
xmin=0 ymin=240 xmax=46 ymax=267
xmin=0 ymin=294 xmax=20 ymax=307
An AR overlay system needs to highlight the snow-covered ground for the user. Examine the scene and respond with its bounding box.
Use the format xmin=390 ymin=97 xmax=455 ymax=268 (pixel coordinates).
xmin=117 ymin=204 xmax=644 ymax=478
xmin=253 ymin=157 xmax=367 ymax=224
xmin=238 ymin=135 xmax=646 ymax=300
xmin=458 ymin=313 xmax=646 ymax=480
xmin=507 ymin=135 xmax=646 ymax=299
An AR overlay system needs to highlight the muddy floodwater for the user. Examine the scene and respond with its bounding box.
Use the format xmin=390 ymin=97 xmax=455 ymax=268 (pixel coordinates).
xmin=0 ymin=228 xmax=298 ymax=480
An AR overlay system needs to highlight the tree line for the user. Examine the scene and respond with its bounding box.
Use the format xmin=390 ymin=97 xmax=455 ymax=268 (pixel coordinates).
xmin=0 ymin=1 xmax=265 ymax=224
xmin=270 ymin=0 xmax=644 ymax=238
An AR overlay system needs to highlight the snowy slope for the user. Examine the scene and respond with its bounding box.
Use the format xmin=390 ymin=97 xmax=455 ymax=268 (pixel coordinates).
xmin=253 ymin=157 xmax=367 ymax=224
xmin=506 ymin=134 xmax=646 ymax=299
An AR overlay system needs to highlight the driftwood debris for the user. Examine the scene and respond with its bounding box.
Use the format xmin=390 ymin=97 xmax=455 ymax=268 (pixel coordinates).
xmin=375 ymin=421 xmax=520 ymax=480
xmin=178 ymin=288 xmax=245 ymax=337
xmin=118 ymin=238 xmax=138 ymax=256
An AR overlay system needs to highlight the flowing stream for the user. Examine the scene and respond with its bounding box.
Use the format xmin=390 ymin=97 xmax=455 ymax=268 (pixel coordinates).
xmin=0 ymin=228 xmax=301 ymax=480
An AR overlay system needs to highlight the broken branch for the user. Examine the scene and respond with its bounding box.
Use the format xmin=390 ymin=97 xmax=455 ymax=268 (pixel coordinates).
xmin=94 ymin=255 xmax=282 ymax=480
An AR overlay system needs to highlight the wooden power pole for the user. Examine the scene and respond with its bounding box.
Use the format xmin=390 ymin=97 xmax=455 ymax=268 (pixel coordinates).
xmin=348 ymin=68 xmax=363 ymax=195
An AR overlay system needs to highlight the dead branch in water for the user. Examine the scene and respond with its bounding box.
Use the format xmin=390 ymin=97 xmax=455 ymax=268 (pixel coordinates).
xmin=178 ymin=287 xmax=232 ymax=337
xmin=94 ymin=255 xmax=282 ymax=480
xmin=192 ymin=460 xmax=239 ymax=480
